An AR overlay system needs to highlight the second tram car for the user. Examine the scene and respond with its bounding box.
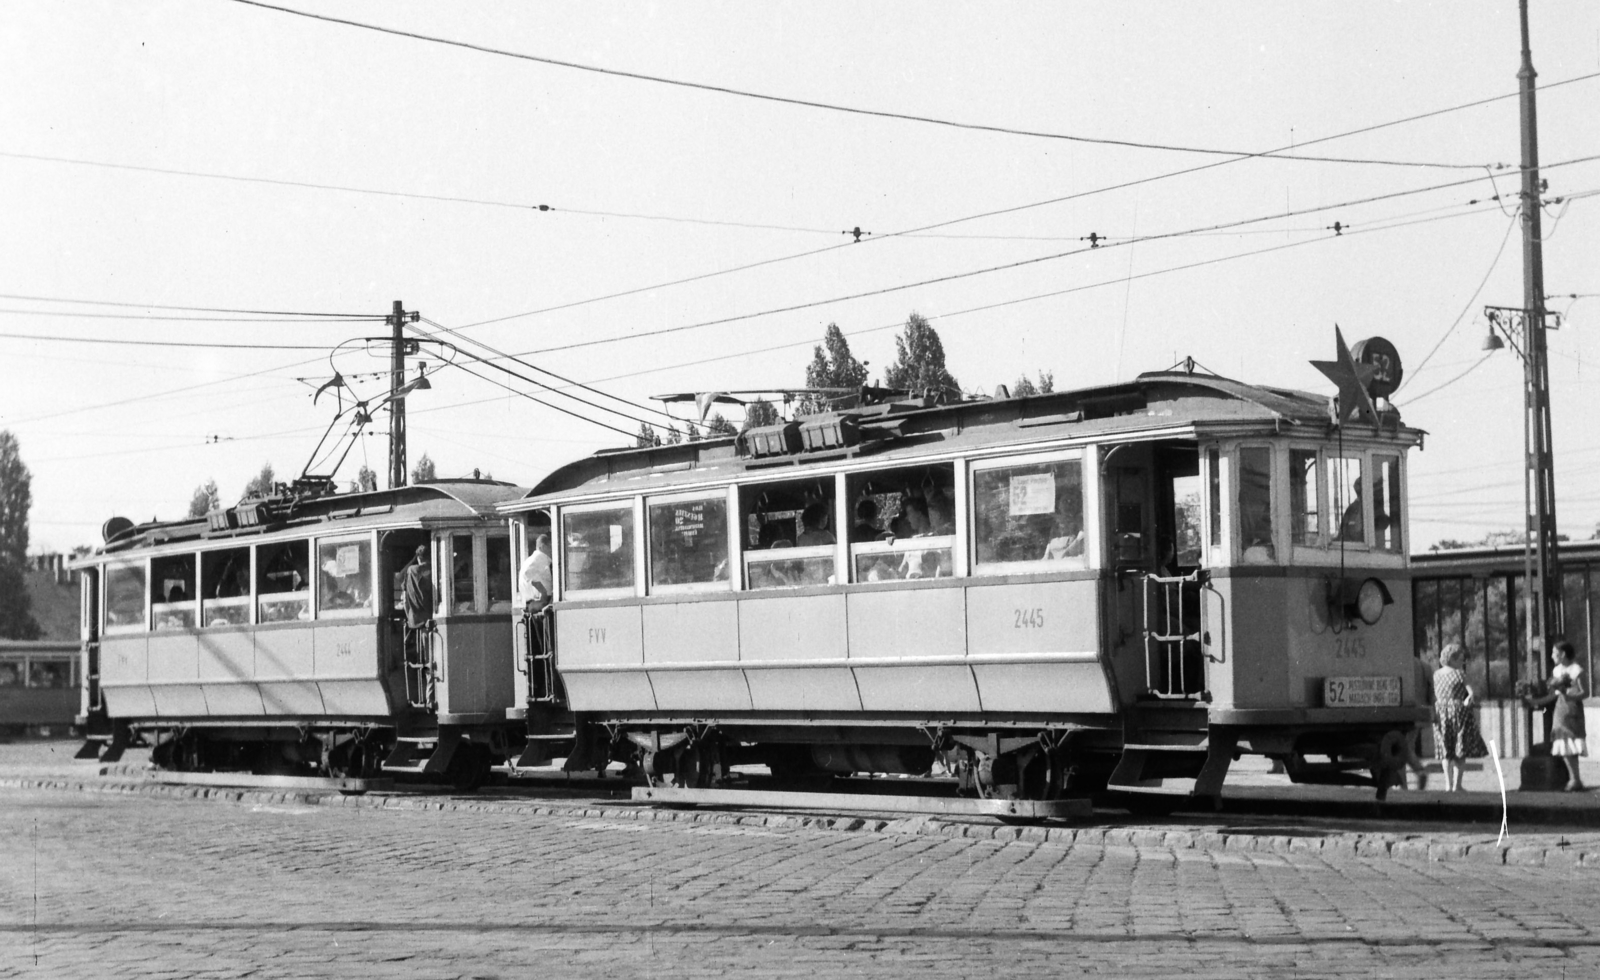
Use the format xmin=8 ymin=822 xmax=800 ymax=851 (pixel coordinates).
xmin=74 ymin=479 xmax=532 ymax=789
xmin=506 ymin=353 xmax=1428 ymax=807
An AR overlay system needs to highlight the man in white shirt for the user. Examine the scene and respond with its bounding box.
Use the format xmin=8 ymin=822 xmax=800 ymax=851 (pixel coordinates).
xmin=520 ymin=533 xmax=553 ymax=611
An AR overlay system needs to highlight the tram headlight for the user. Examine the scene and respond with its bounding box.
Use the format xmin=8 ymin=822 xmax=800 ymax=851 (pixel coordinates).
xmin=1329 ymin=576 xmax=1393 ymax=627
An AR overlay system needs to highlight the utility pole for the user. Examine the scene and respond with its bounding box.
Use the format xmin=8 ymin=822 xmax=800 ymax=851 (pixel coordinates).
xmin=387 ymin=300 xmax=419 ymax=489
xmin=1516 ymin=0 xmax=1562 ymax=729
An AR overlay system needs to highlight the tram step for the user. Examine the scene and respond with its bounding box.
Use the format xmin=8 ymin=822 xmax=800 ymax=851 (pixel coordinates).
xmin=1120 ymin=742 xmax=1208 ymax=753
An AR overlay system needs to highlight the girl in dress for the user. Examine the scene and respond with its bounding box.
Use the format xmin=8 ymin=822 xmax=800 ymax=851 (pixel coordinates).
xmin=1432 ymin=643 xmax=1488 ymax=792
xmin=1528 ymin=640 xmax=1587 ymax=792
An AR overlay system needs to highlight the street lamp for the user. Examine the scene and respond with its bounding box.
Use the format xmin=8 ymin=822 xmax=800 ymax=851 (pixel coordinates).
xmin=1482 ymin=304 xmax=1563 ymax=746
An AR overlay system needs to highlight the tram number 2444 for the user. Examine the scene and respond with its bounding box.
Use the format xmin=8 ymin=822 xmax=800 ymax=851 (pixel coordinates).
xmin=1013 ymin=607 xmax=1046 ymax=629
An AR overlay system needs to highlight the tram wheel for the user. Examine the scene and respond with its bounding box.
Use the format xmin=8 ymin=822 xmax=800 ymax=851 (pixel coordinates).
xmin=447 ymin=742 xmax=492 ymax=793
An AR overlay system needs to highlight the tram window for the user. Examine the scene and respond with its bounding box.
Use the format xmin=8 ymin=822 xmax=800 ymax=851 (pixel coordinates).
xmin=256 ymin=540 xmax=311 ymax=623
xmin=1289 ymin=449 xmax=1320 ymax=546
xmin=648 ymin=494 xmax=729 ymax=590
xmin=0 ymin=661 xmax=20 ymax=686
xmin=201 ymin=548 xmax=251 ymax=627
xmin=486 ymin=535 xmax=514 ymax=611
xmin=1207 ymin=449 xmax=1221 ymax=550
xmin=105 ymin=564 xmax=146 ymax=631
xmin=562 ymin=505 xmax=636 ymax=594
xmin=741 ymin=477 xmax=836 ymax=590
xmin=1237 ymin=447 xmax=1275 ymax=563
xmin=151 ymin=553 xmax=197 ymax=630
xmin=317 ymin=538 xmax=372 ymax=619
xmin=1328 ymin=456 xmax=1365 ymax=544
xmin=971 ymin=457 xmax=1084 ymax=572
xmin=28 ymin=660 xmax=71 ymax=689
xmin=1171 ymin=474 xmax=1203 ymax=568
xmin=451 ymin=535 xmax=476 ymax=613
xmin=846 ymin=463 xmax=955 ymax=581
xmin=1373 ymin=455 xmax=1402 ymax=553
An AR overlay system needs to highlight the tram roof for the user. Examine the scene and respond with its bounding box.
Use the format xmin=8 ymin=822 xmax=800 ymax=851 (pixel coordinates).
xmin=83 ymin=479 xmax=528 ymax=560
xmin=510 ymin=371 xmax=1422 ymax=507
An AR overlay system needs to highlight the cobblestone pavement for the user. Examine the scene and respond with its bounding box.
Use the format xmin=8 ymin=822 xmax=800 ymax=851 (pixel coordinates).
xmin=4 ymin=787 xmax=1600 ymax=979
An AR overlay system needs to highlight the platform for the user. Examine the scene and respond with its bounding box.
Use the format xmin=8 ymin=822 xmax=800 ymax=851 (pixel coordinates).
xmin=632 ymin=785 xmax=1090 ymax=820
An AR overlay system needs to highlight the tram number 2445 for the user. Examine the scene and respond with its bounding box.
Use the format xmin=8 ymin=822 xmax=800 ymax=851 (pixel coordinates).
xmin=1013 ymin=607 xmax=1046 ymax=629
xmin=1333 ymin=636 xmax=1370 ymax=659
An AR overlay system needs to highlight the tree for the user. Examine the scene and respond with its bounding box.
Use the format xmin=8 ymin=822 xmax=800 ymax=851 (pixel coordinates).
xmin=354 ymin=465 xmax=378 ymax=492
xmin=882 ymin=312 xmax=959 ymax=397
xmin=1011 ymin=371 xmax=1056 ymax=397
xmin=242 ymin=462 xmax=275 ymax=500
xmin=705 ymin=414 xmax=737 ymax=437
xmin=0 ymin=430 xmax=40 ymax=640
xmin=0 ymin=431 xmax=31 ymax=568
xmin=411 ymin=453 xmax=436 ymax=483
xmin=635 ymin=423 xmax=659 ymax=448
xmin=800 ymin=323 xmax=870 ymax=415
xmin=742 ymin=398 xmax=781 ymax=431
xmin=683 ymin=421 xmax=702 ymax=442
xmin=187 ymin=479 xmax=220 ymax=518
xmin=663 ymin=426 xmax=683 ymax=445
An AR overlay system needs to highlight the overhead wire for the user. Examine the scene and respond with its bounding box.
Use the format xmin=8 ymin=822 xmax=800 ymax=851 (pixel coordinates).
xmin=0 ymin=330 xmax=330 ymax=350
xmin=513 ymin=155 xmax=1600 ymax=358
xmin=0 ymin=291 xmax=383 ymax=317
xmin=1394 ymin=209 xmax=1520 ymax=392
xmin=230 ymin=0 xmax=1500 ymax=170
xmin=0 ymin=307 xmax=385 ymax=323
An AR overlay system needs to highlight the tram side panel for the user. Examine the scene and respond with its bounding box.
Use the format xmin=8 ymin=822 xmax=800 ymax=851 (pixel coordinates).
xmin=553 ymin=576 xmax=1115 ymax=724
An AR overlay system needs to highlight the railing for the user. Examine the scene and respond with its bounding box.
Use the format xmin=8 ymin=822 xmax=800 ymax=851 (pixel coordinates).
xmin=523 ymin=608 xmax=563 ymax=706
xmin=1140 ymin=570 xmax=1206 ymax=698
xmin=403 ymin=623 xmax=437 ymax=711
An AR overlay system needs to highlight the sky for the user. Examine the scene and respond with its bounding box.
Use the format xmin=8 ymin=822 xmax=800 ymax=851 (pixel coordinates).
xmin=1 ymin=0 xmax=1597 ymax=554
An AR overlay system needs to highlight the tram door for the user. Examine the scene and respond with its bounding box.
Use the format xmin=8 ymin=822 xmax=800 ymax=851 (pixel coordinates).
xmin=380 ymin=530 xmax=431 ymax=709
xmin=1105 ymin=447 xmax=1154 ymax=704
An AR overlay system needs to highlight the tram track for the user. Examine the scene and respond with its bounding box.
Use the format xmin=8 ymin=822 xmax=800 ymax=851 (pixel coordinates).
xmin=4 ymin=766 xmax=1598 ymax=869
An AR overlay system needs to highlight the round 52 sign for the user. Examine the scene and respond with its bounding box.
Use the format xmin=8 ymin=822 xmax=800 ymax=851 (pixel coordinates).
xmin=1350 ymin=336 xmax=1403 ymax=399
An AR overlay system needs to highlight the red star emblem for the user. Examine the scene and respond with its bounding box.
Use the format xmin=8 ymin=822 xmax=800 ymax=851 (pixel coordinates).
xmin=1310 ymin=325 xmax=1378 ymax=426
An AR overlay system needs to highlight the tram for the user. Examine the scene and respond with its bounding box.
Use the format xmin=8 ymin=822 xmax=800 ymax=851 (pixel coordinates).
xmin=505 ymin=336 xmax=1428 ymax=808
xmin=73 ymin=478 xmax=531 ymax=789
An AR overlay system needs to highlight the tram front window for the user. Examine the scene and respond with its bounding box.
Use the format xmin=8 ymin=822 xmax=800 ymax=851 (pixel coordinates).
xmin=1237 ymin=447 xmax=1275 ymax=563
xmin=1289 ymin=449 xmax=1319 ymax=546
xmin=317 ymin=538 xmax=372 ymax=618
xmin=1373 ymin=455 xmax=1402 ymax=553
xmin=562 ymin=505 xmax=635 ymax=594
xmin=151 ymin=553 xmax=196 ymax=630
xmin=105 ymin=564 xmax=146 ymax=632
xmin=741 ymin=477 xmax=835 ymax=590
xmin=648 ymin=494 xmax=729 ymax=590
xmin=201 ymin=547 xmax=251 ymax=627
xmin=847 ymin=463 xmax=955 ymax=581
xmin=486 ymin=535 xmax=514 ymax=611
xmin=971 ymin=456 xmax=1085 ymax=573
xmin=1329 ymin=456 xmax=1364 ymax=543
xmin=450 ymin=535 xmax=476 ymax=613
xmin=257 ymin=540 xmax=310 ymax=622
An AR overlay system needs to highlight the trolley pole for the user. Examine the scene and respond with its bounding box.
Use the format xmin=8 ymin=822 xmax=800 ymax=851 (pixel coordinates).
xmin=1516 ymin=0 xmax=1561 ymax=739
xmin=388 ymin=300 xmax=409 ymax=490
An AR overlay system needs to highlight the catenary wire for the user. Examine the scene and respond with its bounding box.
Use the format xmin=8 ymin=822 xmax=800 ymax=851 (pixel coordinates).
xmin=0 ymin=331 xmax=330 ymax=350
xmin=230 ymin=0 xmax=1504 ymax=170
xmin=0 ymin=291 xmax=383 ymax=317
xmin=0 ymin=307 xmax=385 ymax=323
xmin=1394 ymin=210 xmax=1521 ymax=392
xmin=515 ymin=155 xmax=1600 ymax=357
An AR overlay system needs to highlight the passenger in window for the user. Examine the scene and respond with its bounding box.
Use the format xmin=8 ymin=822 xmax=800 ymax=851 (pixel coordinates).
xmin=165 ymin=583 xmax=188 ymax=604
xmin=795 ymin=502 xmax=835 ymax=547
xmin=850 ymin=498 xmax=882 ymax=543
xmin=1042 ymin=509 xmax=1085 ymax=560
xmin=757 ymin=521 xmax=792 ymax=549
xmin=1240 ymin=499 xmax=1275 ymax=561
xmin=926 ymin=489 xmax=956 ymax=536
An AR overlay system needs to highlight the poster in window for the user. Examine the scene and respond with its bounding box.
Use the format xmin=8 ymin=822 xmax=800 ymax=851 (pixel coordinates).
xmin=336 ymin=544 xmax=362 ymax=576
xmin=673 ymin=502 xmax=706 ymax=543
xmin=1008 ymin=473 xmax=1055 ymax=516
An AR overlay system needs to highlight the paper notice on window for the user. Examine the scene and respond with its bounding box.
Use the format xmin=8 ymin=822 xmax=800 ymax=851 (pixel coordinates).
xmin=335 ymin=545 xmax=362 ymax=576
xmin=1008 ymin=473 xmax=1055 ymax=516
xmin=609 ymin=524 xmax=624 ymax=552
xmin=674 ymin=503 xmax=705 ymax=541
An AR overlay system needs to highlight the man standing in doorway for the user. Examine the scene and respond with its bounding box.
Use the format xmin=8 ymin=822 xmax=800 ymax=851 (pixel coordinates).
xmin=402 ymin=544 xmax=434 ymax=707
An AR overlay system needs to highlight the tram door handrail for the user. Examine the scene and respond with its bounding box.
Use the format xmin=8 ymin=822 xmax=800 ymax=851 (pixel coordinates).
xmin=522 ymin=608 xmax=563 ymax=706
xmin=1140 ymin=570 xmax=1206 ymax=699
xmin=403 ymin=623 xmax=438 ymax=711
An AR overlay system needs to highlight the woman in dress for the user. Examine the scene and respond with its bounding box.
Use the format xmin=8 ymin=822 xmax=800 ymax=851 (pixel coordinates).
xmin=1432 ymin=643 xmax=1488 ymax=792
xmin=1528 ymin=640 xmax=1587 ymax=791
